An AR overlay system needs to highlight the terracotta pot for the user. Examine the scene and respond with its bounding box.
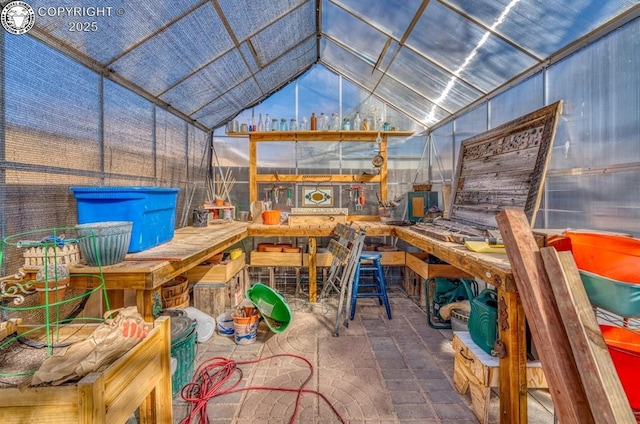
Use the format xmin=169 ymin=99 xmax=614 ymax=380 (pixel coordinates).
xmin=34 ymin=277 xmax=70 ymax=305
xmin=263 ymin=246 xmax=283 ymax=252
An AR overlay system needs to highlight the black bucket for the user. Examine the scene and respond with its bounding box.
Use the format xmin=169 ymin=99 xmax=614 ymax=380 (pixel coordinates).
xmin=192 ymin=209 xmax=208 ymax=227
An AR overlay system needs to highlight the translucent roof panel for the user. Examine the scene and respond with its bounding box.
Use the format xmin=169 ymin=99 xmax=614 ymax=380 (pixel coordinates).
xmin=320 ymin=39 xmax=383 ymax=93
xmin=30 ymin=0 xmax=201 ymax=64
xmin=160 ymin=49 xmax=251 ymax=115
xmin=406 ymin=1 xmax=538 ymax=93
xmin=192 ymin=78 xmax=262 ymax=129
xmin=217 ymin=0 xmax=308 ymax=42
xmin=250 ymin=2 xmax=316 ymax=66
xmin=387 ymin=47 xmax=483 ymax=114
xmin=377 ymin=76 xmax=450 ymax=126
xmin=331 ymin=0 xmax=423 ymax=40
xmin=26 ymin=0 xmax=636 ymax=131
xmin=255 ymin=37 xmax=317 ymax=95
xmin=323 ymin=1 xmax=390 ymax=67
xmin=110 ymin=3 xmax=234 ymax=96
xmin=447 ymin=0 xmax=639 ymax=58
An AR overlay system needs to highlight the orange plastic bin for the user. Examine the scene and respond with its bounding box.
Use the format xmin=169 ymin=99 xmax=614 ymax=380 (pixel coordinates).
xmin=600 ymin=324 xmax=640 ymax=415
xmin=566 ymin=231 xmax=640 ymax=283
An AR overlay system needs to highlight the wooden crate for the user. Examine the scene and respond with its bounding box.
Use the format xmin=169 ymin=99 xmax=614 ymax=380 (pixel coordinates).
xmin=378 ymin=251 xmax=405 ymax=266
xmin=187 ymin=253 xmax=246 ymax=283
xmin=193 ymin=269 xmax=246 ymax=318
xmin=250 ymin=250 xmax=302 ymax=266
xmin=302 ymin=252 xmax=334 ymax=267
xmin=0 ymin=317 xmax=172 ymax=424
xmin=405 ymin=252 xmax=472 ymax=280
xmin=404 ymin=252 xmax=473 ymax=306
xmin=453 ymin=331 xmax=546 ymax=424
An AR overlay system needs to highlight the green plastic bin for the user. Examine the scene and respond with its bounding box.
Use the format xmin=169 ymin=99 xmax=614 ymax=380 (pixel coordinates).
xmin=170 ymin=317 xmax=197 ymax=397
xmin=246 ymin=283 xmax=292 ymax=333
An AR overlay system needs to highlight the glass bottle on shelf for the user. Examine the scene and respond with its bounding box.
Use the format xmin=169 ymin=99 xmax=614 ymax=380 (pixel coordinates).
xmin=301 ymin=116 xmax=308 ymax=130
xmin=290 ymin=118 xmax=297 ymax=131
xmin=271 ymin=118 xmax=279 ymax=131
xmin=264 ymin=114 xmax=270 ymax=131
xmin=342 ymin=118 xmax=350 ymax=130
xmin=319 ymin=113 xmax=327 ymax=130
xmin=331 ymin=113 xmax=340 ymax=130
xmin=280 ymin=118 xmax=288 ymax=131
xmin=310 ymin=113 xmax=317 ymax=130
xmin=353 ymin=112 xmax=362 ymax=130
xmin=257 ymin=113 xmax=264 ymax=132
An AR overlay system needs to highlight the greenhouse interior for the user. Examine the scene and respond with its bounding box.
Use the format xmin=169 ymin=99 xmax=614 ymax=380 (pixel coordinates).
xmin=0 ymin=1 xmax=639 ymax=423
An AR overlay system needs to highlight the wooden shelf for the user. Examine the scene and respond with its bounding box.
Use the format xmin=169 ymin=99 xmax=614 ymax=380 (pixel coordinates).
xmin=233 ymin=130 xmax=415 ymax=142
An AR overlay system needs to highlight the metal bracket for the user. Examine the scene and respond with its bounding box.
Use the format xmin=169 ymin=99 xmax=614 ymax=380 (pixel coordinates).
xmin=498 ymin=295 xmax=509 ymax=331
xmin=493 ymin=339 xmax=507 ymax=359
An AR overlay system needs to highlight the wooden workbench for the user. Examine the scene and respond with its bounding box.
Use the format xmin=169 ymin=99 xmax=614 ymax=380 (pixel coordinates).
xmin=394 ymin=226 xmax=527 ymax=424
xmin=67 ymin=222 xmax=248 ymax=321
xmin=247 ymin=221 xmax=394 ymax=301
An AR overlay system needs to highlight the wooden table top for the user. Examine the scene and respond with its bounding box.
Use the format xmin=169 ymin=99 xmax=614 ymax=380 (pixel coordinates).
xmin=63 ymin=221 xmax=523 ymax=292
xmin=247 ymin=221 xmax=394 ymax=237
xmin=394 ymin=226 xmax=516 ymax=291
xmin=68 ymin=222 xmax=248 ymax=290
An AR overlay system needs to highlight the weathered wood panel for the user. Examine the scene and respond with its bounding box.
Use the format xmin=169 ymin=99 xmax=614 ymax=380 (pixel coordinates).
xmin=450 ymin=101 xmax=562 ymax=229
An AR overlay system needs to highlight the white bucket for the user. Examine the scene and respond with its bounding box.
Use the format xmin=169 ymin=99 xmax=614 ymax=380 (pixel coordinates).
xmin=184 ymin=307 xmax=216 ymax=343
xmin=233 ymin=320 xmax=258 ymax=345
xmin=216 ymin=311 xmax=235 ymax=337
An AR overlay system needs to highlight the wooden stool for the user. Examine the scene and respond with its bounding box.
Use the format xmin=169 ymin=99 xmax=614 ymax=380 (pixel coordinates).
xmin=452 ymin=331 xmax=548 ymax=424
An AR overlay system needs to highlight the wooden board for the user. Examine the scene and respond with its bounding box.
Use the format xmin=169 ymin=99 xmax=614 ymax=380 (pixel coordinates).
xmin=497 ymin=208 xmax=594 ymax=424
xmin=540 ymin=248 xmax=635 ymax=423
xmin=125 ymin=222 xmax=247 ymax=261
xmin=187 ymin=253 xmax=246 ymax=283
xmin=288 ymin=215 xmax=347 ymax=226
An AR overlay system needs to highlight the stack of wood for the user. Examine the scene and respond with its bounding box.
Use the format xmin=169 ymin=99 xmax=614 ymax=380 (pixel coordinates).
xmin=497 ymin=209 xmax=635 ymax=424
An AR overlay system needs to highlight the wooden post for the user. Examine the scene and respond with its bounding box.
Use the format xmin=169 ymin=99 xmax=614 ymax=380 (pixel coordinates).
xmin=380 ymin=134 xmax=388 ymax=201
xmin=249 ymin=139 xmax=257 ymax=203
xmin=541 ymin=248 xmax=635 ymax=423
xmin=497 ymin=288 xmax=528 ymax=424
xmin=497 ymin=209 xmax=594 ymax=424
xmin=308 ymin=236 xmax=317 ymax=302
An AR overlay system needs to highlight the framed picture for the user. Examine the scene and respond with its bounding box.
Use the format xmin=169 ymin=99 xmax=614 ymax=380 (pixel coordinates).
xmin=302 ymin=186 xmax=333 ymax=207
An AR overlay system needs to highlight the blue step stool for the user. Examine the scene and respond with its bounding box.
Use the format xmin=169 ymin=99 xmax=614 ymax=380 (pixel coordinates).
xmin=350 ymin=252 xmax=392 ymax=320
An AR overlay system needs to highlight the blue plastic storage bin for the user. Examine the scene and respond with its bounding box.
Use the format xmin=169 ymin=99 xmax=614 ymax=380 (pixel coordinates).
xmin=70 ymin=186 xmax=179 ymax=253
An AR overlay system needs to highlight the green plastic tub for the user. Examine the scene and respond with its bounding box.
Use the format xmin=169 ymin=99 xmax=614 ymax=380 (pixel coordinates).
xmin=580 ymin=270 xmax=640 ymax=318
xmin=246 ymin=283 xmax=292 ymax=333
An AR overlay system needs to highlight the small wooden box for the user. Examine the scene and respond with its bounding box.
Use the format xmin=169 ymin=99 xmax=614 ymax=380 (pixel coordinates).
xmin=193 ymin=270 xmax=245 ymax=318
xmin=453 ymin=331 xmax=547 ymax=424
xmin=302 ymin=252 xmax=335 ymax=267
xmin=187 ymin=253 xmax=246 ymax=283
xmin=250 ymin=250 xmax=302 ymax=266
xmin=378 ymin=251 xmax=405 ymax=266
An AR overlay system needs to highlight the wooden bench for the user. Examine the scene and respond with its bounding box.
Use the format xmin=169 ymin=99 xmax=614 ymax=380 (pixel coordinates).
xmin=452 ymin=331 xmax=548 ymax=424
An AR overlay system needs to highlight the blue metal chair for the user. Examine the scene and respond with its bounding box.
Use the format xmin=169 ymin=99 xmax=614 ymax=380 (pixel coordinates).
xmin=350 ymin=251 xmax=392 ymax=320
